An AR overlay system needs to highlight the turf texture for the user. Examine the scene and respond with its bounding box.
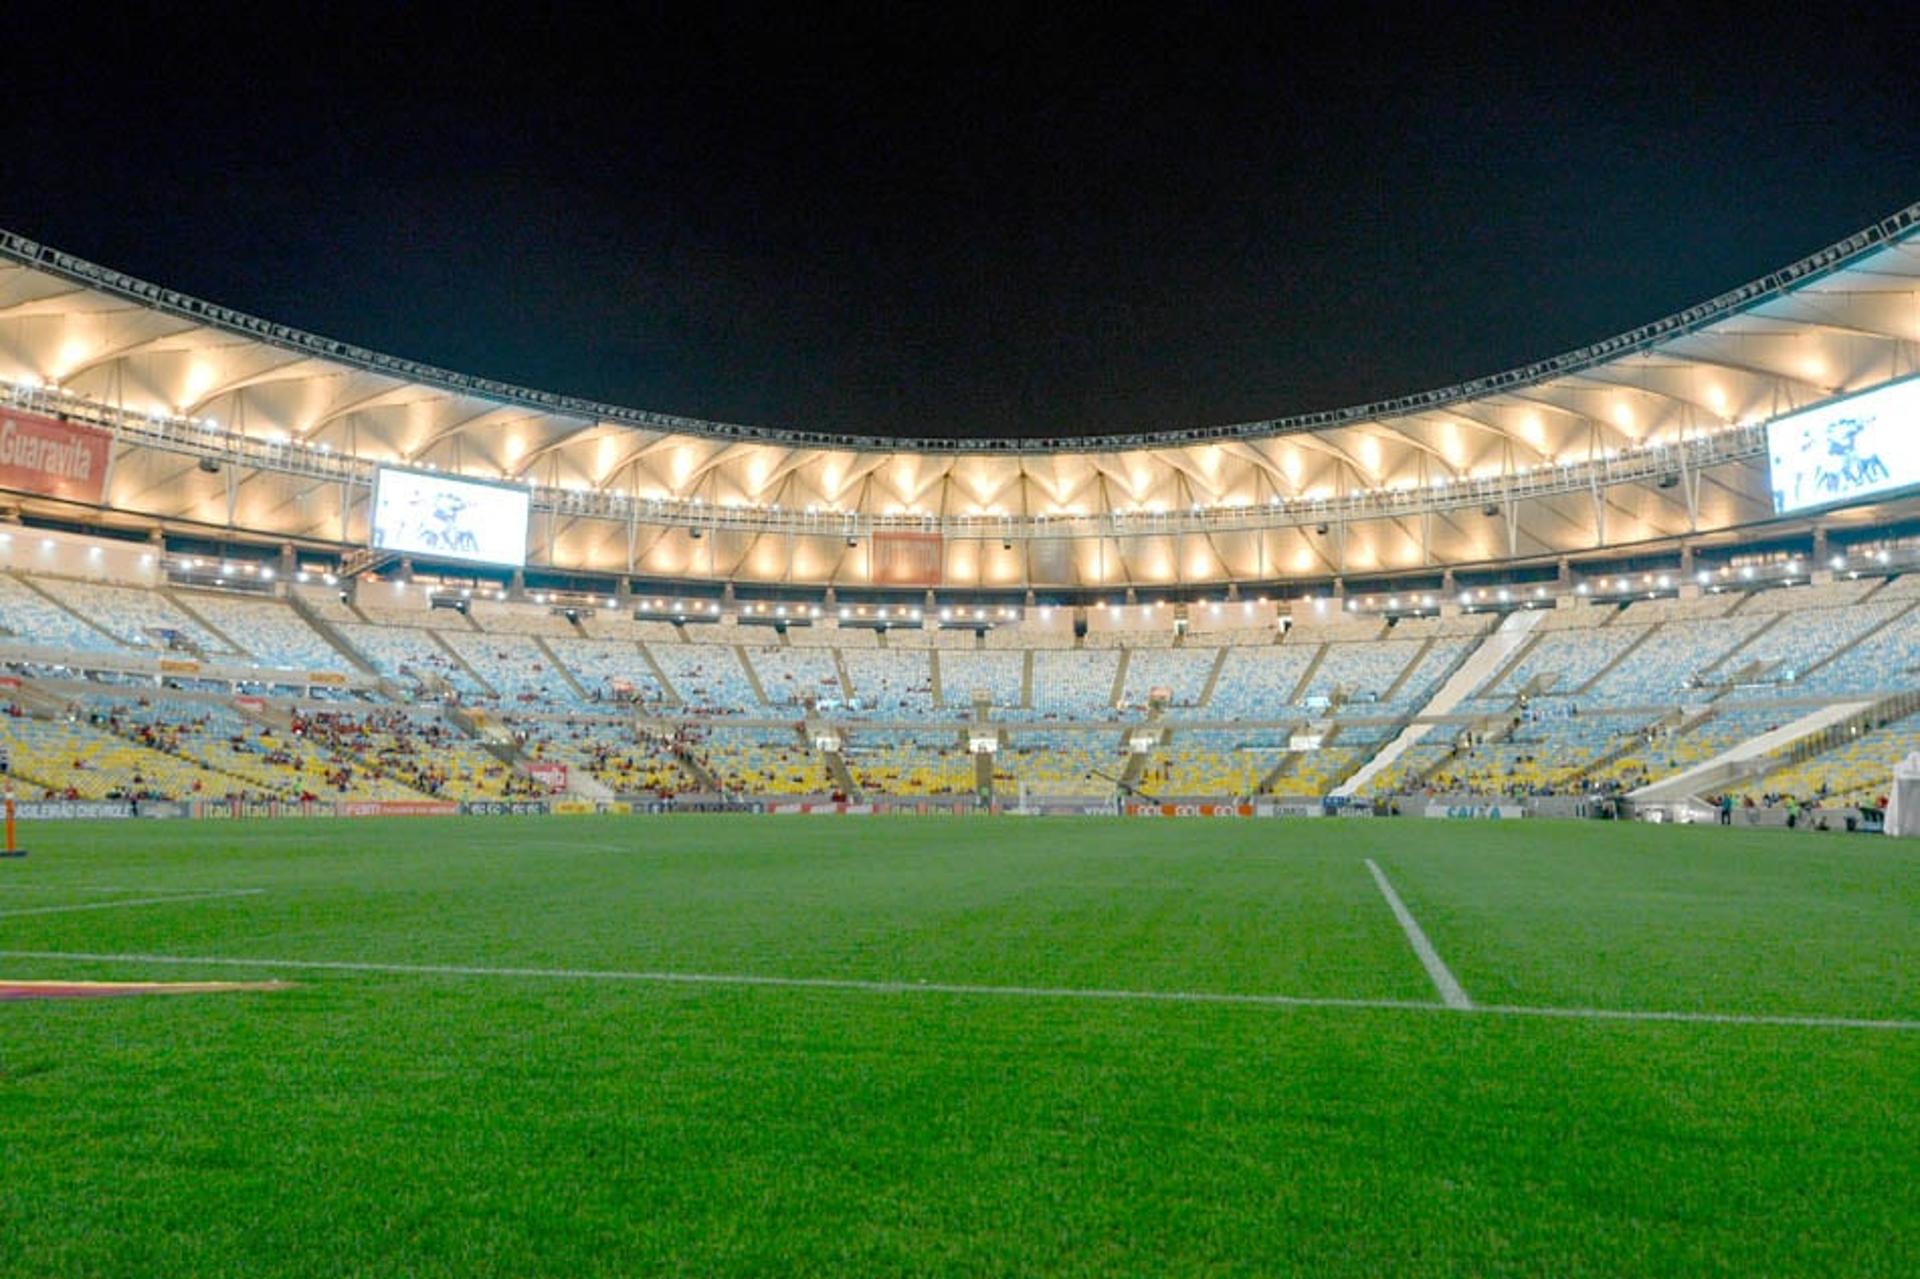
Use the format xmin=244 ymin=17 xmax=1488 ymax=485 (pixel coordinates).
xmin=0 ymin=816 xmax=1915 ymax=1275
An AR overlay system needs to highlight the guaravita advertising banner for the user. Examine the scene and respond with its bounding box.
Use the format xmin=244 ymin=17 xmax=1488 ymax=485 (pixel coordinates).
xmin=0 ymin=408 xmax=112 ymax=504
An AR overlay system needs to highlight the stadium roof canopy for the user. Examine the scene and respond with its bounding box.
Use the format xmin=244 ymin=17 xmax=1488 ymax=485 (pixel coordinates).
xmin=0 ymin=202 xmax=1917 ymax=590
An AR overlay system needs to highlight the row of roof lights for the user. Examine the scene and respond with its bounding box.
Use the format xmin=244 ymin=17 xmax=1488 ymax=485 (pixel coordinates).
xmin=320 ymin=541 xmax=1905 ymax=614
xmin=8 ymin=535 xmax=1897 ymax=612
xmin=337 ymin=556 xmax=1893 ymax=617
xmin=18 ymin=528 xmax=1892 ymax=617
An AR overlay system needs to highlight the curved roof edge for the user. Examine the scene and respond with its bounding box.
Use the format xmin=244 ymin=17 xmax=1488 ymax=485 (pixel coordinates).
xmin=4 ymin=200 xmax=1917 ymax=455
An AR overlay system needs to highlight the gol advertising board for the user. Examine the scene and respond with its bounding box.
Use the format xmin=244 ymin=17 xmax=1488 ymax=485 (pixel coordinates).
xmin=0 ymin=409 xmax=112 ymax=504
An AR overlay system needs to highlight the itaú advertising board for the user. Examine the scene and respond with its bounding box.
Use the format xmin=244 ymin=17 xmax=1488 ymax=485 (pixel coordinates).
xmin=370 ymin=466 xmax=530 ymax=567
xmin=0 ymin=409 xmax=112 ymax=504
xmin=1767 ymin=375 xmax=1920 ymax=515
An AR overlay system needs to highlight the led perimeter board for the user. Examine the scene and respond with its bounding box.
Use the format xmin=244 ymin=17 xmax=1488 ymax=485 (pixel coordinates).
xmin=1768 ymin=376 xmax=1920 ymax=515
xmin=370 ymin=467 xmax=531 ymax=567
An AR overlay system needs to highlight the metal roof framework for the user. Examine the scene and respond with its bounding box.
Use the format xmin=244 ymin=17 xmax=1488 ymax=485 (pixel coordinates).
xmin=0 ymin=202 xmax=1915 ymax=588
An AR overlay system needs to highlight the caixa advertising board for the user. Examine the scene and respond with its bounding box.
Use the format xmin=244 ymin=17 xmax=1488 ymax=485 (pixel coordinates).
xmin=1424 ymin=803 xmax=1527 ymax=819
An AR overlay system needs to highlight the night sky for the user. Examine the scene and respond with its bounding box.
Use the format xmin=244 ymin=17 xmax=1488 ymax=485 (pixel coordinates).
xmin=5 ymin=4 xmax=1915 ymax=440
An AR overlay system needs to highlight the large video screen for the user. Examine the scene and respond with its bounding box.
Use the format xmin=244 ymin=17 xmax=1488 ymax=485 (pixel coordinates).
xmin=371 ymin=468 xmax=530 ymax=567
xmin=1767 ymin=377 xmax=1920 ymax=514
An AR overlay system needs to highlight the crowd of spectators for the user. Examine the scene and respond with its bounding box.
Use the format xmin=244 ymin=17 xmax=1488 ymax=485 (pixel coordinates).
xmin=289 ymin=708 xmax=542 ymax=799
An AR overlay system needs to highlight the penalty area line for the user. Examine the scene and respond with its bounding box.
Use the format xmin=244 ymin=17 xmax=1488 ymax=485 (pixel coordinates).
xmin=0 ymin=948 xmax=1439 ymax=1014
xmin=0 ymin=884 xmax=258 ymax=893
xmin=1364 ymin=858 xmax=1472 ymax=1010
xmin=0 ymin=949 xmax=1917 ymax=1032
xmin=0 ymin=889 xmax=265 ymax=919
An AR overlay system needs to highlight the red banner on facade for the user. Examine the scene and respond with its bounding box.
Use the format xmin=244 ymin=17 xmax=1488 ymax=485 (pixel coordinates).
xmin=0 ymin=409 xmax=111 ymax=504
xmin=528 ymin=761 xmax=569 ymax=793
xmin=873 ymin=531 xmax=943 ymax=586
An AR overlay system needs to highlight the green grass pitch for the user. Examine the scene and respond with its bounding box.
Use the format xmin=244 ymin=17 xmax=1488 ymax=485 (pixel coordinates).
xmin=1 ymin=816 xmax=1916 ymax=1276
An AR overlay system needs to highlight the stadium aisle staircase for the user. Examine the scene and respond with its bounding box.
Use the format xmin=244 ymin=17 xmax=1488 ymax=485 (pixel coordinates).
xmin=190 ymin=592 xmax=352 ymax=673
xmin=544 ymin=635 xmax=672 ymax=705
xmin=0 ymin=573 xmax=130 ymax=653
xmin=533 ymin=636 xmax=595 ymax=703
xmin=1738 ymin=708 xmax=1920 ymax=807
xmin=1335 ymin=608 xmax=1545 ymax=797
xmin=1194 ymin=647 xmax=1229 ymax=708
xmin=286 ymin=592 xmax=382 ymax=676
xmin=1629 ymin=699 xmax=1878 ymax=803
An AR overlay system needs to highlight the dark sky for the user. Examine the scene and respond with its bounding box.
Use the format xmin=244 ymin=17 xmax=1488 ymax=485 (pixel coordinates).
xmin=4 ymin=4 xmax=1915 ymax=439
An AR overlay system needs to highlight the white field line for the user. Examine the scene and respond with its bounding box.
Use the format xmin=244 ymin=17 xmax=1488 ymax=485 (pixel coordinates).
xmin=0 ymin=889 xmax=264 ymax=919
xmin=0 ymin=949 xmax=1437 ymax=1014
xmin=1474 ymin=1003 xmax=1920 ymax=1032
xmin=1 ymin=948 xmax=1917 ymax=1032
xmin=1363 ymin=858 xmax=1473 ymax=1010
xmin=0 ymin=884 xmax=245 ymax=893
